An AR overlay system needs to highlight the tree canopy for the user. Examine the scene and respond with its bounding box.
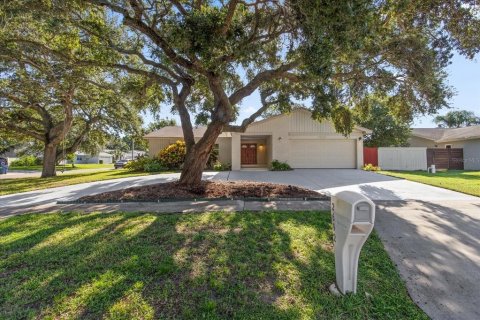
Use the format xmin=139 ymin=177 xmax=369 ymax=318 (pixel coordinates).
xmin=354 ymin=98 xmax=411 ymax=147
xmin=2 ymin=0 xmax=479 ymax=185
xmin=434 ymin=110 xmax=480 ymax=128
xmin=0 ymin=4 xmax=147 ymax=176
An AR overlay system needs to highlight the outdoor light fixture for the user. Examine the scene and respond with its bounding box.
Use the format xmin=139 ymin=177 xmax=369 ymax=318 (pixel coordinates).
xmin=358 ymin=137 xmax=362 ymax=141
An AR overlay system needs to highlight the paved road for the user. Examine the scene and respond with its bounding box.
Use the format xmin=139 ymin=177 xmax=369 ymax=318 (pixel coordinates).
xmin=0 ymin=169 xmax=478 ymax=320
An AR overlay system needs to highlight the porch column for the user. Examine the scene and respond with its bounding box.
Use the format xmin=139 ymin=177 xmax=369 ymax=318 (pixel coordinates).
xmin=232 ymin=134 xmax=241 ymax=170
xmin=356 ymin=137 xmax=364 ymax=169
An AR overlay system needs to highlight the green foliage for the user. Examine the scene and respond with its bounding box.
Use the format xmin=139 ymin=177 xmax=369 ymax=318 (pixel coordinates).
xmin=354 ymin=98 xmax=412 ymax=147
xmin=156 ymin=141 xmax=218 ymax=170
xmin=270 ymin=160 xmax=293 ymax=171
xmin=434 ymin=110 xmax=480 ymax=128
xmin=146 ymin=118 xmax=177 ymax=133
xmin=123 ymin=156 xmax=165 ymax=172
xmin=212 ymin=160 xmax=231 ymax=171
xmin=157 ymin=141 xmax=187 ymax=170
xmin=363 ymin=164 xmax=381 ymax=171
xmin=143 ymin=162 xmax=166 ymax=172
xmin=10 ymin=155 xmax=41 ymax=167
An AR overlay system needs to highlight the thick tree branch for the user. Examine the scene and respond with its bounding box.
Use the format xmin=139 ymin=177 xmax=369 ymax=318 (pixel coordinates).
xmin=228 ymin=60 xmax=300 ymax=105
xmin=224 ymin=91 xmax=277 ymax=132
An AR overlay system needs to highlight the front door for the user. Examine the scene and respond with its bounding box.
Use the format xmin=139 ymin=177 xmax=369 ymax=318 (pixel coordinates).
xmin=241 ymin=144 xmax=257 ymax=165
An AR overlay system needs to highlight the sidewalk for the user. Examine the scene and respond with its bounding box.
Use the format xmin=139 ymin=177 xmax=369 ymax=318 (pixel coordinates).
xmin=1 ymin=199 xmax=331 ymax=218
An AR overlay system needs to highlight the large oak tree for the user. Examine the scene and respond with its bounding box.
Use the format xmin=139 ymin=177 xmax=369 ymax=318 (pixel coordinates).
xmin=0 ymin=7 xmax=148 ymax=177
xmin=4 ymin=0 xmax=480 ymax=185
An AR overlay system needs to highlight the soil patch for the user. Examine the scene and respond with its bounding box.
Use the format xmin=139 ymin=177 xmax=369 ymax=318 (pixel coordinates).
xmin=77 ymin=180 xmax=327 ymax=202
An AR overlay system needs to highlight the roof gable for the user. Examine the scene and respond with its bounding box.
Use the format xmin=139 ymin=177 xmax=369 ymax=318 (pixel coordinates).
xmin=144 ymin=108 xmax=372 ymax=138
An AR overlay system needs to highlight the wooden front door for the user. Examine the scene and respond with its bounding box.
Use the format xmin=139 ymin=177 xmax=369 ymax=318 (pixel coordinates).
xmin=241 ymin=144 xmax=257 ymax=165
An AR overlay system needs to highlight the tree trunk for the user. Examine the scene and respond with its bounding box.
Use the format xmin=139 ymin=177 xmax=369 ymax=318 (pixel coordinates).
xmin=41 ymin=144 xmax=58 ymax=178
xmin=178 ymin=123 xmax=223 ymax=188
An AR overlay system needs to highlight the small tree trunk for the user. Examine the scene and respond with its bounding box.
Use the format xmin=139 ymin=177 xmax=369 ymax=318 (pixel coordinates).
xmin=41 ymin=144 xmax=58 ymax=178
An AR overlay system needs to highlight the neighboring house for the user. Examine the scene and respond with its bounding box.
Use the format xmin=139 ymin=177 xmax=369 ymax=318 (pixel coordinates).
xmin=122 ymin=150 xmax=146 ymax=160
xmin=75 ymin=151 xmax=113 ymax=164
xmin=0 ymin=149 xmax=18 ymax=164
xmin=144 ymin=108 xmax=371 ymax=170
xmin=409 ymin=126 xmax=480 ymax=170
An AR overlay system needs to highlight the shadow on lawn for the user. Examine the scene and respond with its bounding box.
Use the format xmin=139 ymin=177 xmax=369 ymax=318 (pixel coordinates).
xmin=0 ymin=211 xmax=424 ymax=319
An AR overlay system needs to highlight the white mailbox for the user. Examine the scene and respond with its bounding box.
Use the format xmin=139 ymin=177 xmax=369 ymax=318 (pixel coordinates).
xmin=330 ymin=191 xmax=375 ymax=295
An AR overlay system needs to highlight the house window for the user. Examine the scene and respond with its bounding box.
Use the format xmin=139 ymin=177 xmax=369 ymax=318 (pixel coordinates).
xmin=77 ymin=156 xmax=82 ymax=161
xmin=445 ymin=145 xmax=452 ymax=149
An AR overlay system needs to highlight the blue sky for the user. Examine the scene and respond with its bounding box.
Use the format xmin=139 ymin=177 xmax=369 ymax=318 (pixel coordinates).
xmin=413 ymin=53 xmax=480 ymax=128
xmin=145 ymin=53 xmax=480 ymax=129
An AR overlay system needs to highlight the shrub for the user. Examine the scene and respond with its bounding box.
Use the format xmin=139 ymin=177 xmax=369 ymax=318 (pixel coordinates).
xmin=144 ymin=162 xmax=166 ymax=172
xmin=212 ymin=160 xmax=231 ymax=171
xmin=270 ymin=160 xmax=292 ymax=171
xmin=10 ymin=155 xmax=41 ymax=167
xmin=157 ymin=140 xmax=186 ymax=169
xmin=157 ymin=140 xmax=219 ymax=170
xmin=99 ymin=160 xmax=104 ymax=164
xmin=124 ymin=156 xmax=155 ymax=171
xmin=206 ymin=148 xmax=219 ymax=169
xmin=363 ymin=163 xmax=381 ymax=171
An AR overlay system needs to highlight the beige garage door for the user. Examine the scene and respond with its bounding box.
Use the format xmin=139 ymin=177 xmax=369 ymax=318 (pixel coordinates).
xmin=290 ymin=139 xmax=356 ymax=168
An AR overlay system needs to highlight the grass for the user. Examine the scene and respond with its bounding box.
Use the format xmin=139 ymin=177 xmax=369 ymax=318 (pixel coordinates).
xmin=0 ymin=170 xmax=161 ymax=196
xmin=380 ymin=170 xmax=480 ymax=197
xmin=9 ymin=163 xmax=114 ymax=171
xmin=0 ymin=211 xmax=427 ymax=319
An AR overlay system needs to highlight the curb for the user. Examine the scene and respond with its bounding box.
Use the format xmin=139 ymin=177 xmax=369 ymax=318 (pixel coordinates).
xmin=57 ymin=196 xmax=330 ymax=205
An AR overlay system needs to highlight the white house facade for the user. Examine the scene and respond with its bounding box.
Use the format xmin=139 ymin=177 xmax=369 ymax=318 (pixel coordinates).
xmin=144 ymin=109 xmax=371 ymax=170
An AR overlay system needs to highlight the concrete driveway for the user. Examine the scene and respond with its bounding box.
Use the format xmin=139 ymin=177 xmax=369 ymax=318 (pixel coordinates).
xmin=0 ymin=169 xmax=479 ymax=320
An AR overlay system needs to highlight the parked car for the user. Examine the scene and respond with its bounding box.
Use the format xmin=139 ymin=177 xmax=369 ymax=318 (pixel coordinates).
xmin=114 ymin=159 xmax=131 ymax=169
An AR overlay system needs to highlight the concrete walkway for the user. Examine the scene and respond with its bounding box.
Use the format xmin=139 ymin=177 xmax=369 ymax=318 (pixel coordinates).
xmin=0 ymin=169 xmax=479 ymax=320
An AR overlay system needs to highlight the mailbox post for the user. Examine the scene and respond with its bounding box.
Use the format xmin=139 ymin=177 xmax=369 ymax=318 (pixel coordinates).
xmin=330 ymin=191 xmax=375 ymax=295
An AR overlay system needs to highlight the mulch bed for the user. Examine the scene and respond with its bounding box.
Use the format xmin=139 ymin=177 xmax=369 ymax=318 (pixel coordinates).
xmin=77 ymin=180 xmax=328 ymax=202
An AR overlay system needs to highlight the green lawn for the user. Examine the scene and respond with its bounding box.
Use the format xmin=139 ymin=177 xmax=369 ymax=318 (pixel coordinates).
xmin=9 ymin=163 xmax=114 ymax=171
xmin=0 ymin=170 xmax=159 ymax=196
xmin=380 ymin=170 xmax=480 ymax=197
xmin=0 ymin=211 xmax=427 ymax=319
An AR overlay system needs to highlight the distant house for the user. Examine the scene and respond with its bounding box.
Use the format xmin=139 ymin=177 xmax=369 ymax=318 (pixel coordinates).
xmin=0 ymin=149 xmax=18 ymax=164
xmin=75 ymin=151 xmax=113 ymax=164
xmin=144 ymin=108 xmax=371 ymax=170
xmin=409 ymin=126 xmax=480 ymax=170
xmin=121 ymin=150 xmax=146 ymax=160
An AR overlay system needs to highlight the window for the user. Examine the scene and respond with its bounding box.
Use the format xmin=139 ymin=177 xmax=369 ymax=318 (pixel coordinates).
xmin=445 ymin=145 xmax=452 ymax=149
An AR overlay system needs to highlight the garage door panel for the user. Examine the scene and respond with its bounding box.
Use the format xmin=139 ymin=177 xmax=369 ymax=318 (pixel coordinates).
xmin=290 ymin=139 xmax=356 ymax=168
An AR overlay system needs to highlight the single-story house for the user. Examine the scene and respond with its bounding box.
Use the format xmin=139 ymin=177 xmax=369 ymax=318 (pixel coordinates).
xmin=75 ymin=151 xmax=113 ymax=164
xmin=409 ymin=126 xmax=480 ymax=170
xmin=144 ymin=108 xmax=371 ymax=170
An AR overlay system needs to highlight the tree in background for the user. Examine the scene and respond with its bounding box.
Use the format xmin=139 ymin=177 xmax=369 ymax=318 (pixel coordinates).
xmin=5 ymin=0 xmax=480 ymax=186
xmin=0 ymin=9 xmax=146 ymax=177
xmin=434 ymin=110 xmax=480 ymax=128
xmin=354 ymin=98 xmax=411 ymax=147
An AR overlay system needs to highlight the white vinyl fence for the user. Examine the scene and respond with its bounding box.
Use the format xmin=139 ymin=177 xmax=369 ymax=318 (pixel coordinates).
xmin=378 ymin=147 xmax=427 ymax=170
